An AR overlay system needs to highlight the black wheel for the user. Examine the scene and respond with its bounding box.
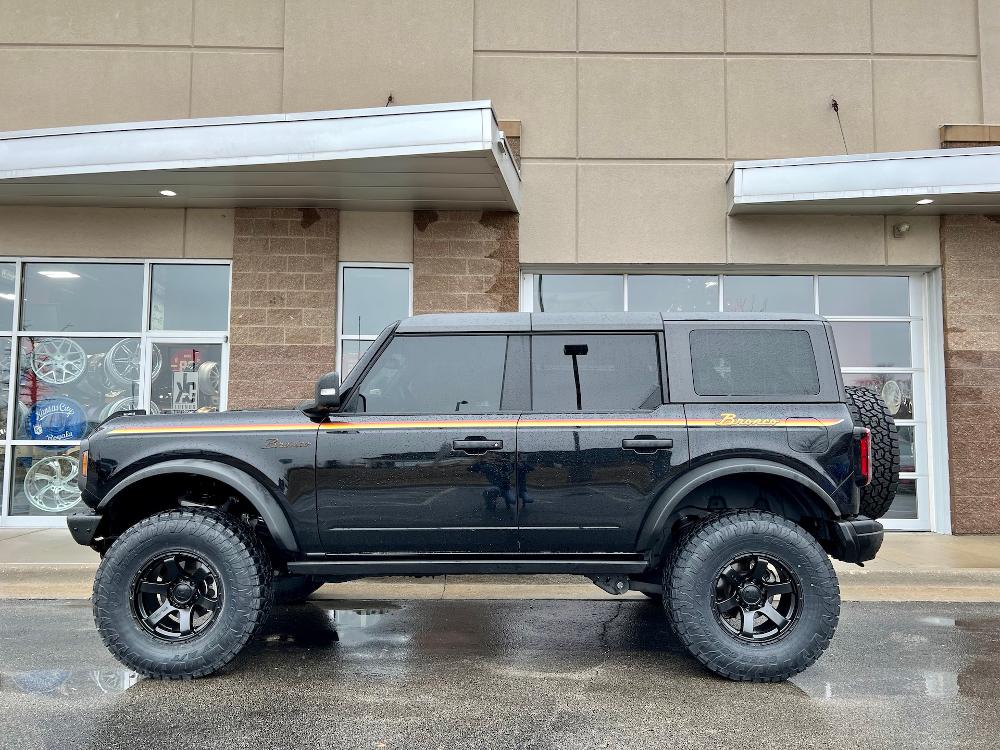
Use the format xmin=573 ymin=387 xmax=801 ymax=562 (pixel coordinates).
xmin=273 ymin=574 xmax=323 ymax=605
xmin=664 ymin=510 xmax=840 ymax=682
xmin=92 ymin=509 xmax=273 ymax=679
xmin=845 ymin=385 xmax=900 ymax=519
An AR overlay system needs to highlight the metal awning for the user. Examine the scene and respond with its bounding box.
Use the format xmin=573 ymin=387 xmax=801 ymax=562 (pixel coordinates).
xmin=0 ymin=101 xmax=521 ymax=212
xmin=728 ymin=146 xmax=1000 ymax=215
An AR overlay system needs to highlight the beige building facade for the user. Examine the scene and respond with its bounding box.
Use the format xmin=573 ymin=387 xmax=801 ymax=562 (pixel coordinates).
xmin=1 ymin=0 xmax=1000 ymax=535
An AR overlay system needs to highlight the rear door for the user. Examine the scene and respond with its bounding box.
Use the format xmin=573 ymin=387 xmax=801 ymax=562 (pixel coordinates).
xmin=515 ymin=331 xmax=689 ymax=553
xmin=316 ymin=333 xmax=527 ymax=553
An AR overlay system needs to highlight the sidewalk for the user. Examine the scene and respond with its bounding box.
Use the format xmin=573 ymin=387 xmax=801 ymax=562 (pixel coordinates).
xmin=2 ymin=527 xmax=1000 ymax=601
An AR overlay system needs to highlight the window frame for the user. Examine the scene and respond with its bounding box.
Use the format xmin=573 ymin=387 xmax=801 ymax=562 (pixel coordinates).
xmin=336 ymin=262 xmax=413 ymax=376
xmin=0 ymin=257 xmax=231 ymax=528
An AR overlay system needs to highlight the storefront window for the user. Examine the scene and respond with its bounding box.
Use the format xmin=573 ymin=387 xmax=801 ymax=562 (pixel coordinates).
xmin=0 ymin=263 xmax=16 ymax=329
xmin=533 ymin=274 xmax=623 ymax=313
xmin=628 ymin=275 xmax=718 ymax=313
xmin=818 ymin=276 xmax=909 ymax=317
xmin=1 ymin=260 xmax=230 ymax=524
xmin=338 ymin=264 xmax=411 ymax=375
xmin=21 ymin=263 xmax=143 ymax=332
xmin=150 ymin=264 xmax=230 ymax=331
xmin=723 ymin=276 xmax=813 ymax=313
xmin=8 ymin=445 xmax=83 ymax=517
xmin=16 ymin=337 xmax=142 ymax=441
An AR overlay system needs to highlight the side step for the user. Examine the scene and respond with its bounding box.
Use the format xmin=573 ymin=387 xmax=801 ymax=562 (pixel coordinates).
xmin=288 ymin=555 xmax=648 ymax=577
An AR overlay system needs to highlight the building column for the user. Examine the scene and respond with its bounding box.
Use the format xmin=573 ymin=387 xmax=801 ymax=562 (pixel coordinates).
xmin=942 ymin=214 xmax=1000 ymax=533
xmin=412 ymin=210 xmax=519 ymax=314
xmin=228 ymin=207 xmax=339 ymax=410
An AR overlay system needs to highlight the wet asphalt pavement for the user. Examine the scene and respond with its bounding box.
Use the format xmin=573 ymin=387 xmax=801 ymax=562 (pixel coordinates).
xmin=1 ymin=598 xmax=999 ymax=750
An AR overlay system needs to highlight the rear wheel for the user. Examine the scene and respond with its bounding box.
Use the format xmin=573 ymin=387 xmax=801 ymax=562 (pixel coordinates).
xmin=92 ymin=509 xmax=273 ymax=679
xmin=664 ymin=510 xmax=840 ymax=682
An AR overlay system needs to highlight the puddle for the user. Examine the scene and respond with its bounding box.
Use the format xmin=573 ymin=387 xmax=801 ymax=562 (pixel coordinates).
xmin=1 ymin=668 xmax=138 ymax=697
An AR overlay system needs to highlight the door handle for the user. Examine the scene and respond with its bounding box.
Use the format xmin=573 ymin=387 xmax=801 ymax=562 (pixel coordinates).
xmin=621 ymin=437 xmax=673 ymax=453
xmin=453 ymin=438 xmax=503 ymax=454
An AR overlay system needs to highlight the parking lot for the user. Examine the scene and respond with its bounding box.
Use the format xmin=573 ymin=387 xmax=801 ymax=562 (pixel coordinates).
xmin=2 ymin=597 xmax=999 ymax=750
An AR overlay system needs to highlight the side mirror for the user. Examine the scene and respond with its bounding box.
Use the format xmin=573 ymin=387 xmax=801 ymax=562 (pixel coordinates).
xmin=315 ymin=371 xmax=341 ymax=410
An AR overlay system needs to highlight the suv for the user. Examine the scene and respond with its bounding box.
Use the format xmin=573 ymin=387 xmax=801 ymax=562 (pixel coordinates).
xmin=69 ymin=312 xmax=897 ymax=682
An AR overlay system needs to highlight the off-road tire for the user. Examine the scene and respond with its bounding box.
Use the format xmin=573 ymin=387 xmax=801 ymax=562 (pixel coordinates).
xmin=273 ymin=574 xmax=323 ymax=605
xmin=92 ymin=509 xmax=273 ymax=679
xmin=664 ymin=510 xmax=840 ymax=682
xmin=845 ymin=385 xmax=900 ymax=519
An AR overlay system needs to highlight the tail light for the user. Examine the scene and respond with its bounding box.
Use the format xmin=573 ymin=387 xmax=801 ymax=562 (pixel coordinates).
xmin=858 ymin=428 xmax=872 ymax=486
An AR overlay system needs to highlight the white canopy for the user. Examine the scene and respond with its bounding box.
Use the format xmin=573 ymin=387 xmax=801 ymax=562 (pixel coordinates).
xmin=728 ymin=146 xmax=1000 ymax=215
xmin=0 ymin=101 xmax=521 ymax=212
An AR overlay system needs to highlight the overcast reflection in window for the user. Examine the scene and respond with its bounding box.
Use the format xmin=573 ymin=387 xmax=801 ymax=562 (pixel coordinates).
xmin=628 ymin=275 xmax=719 ymax=313
xmin=534 ymin=275 xmax=623 ymax=312
xmin=723 ymin=276 xmax=813 ymax=314
xmin=21 ymin=263 xmax=143 ymax=332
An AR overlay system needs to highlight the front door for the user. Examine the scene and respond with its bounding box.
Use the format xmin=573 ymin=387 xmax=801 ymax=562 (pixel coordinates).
xmin=516 ymin=332 xmax=688 ymax=553
xmin=316 ymin=333 xmax=523 ymax=553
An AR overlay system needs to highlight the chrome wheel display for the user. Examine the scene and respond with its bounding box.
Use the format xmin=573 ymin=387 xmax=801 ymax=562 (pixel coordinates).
xmin=197 ymin=361 xmax=220 ymax=397
xmin=23 ymin=455 xmax=81 ymax=513
xmin=29 ymin=337 xmax=87 ymax=385
xmin=131 ymin=552 xmax=222 ymax=642
xmin=881 ymin=379 xmax=903 ymax=417
xmin=712 ymin=553 xmax=799 ymax=643
xmin=105 ymin=340 xmax=161 ymax=386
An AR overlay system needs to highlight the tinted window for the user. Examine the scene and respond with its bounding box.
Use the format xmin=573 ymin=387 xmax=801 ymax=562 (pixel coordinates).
xmin=533 ymin=275 xmax=623 ymax=312
xmin=342 ymin=266 xmax=410 ymax=336
xmin=723 ymin=276 xmax=813 ymax=313
xmin=351 ymin=335 xmax=507 ymax=414
xmin=691 ymin=329 xmax=820 ymax=396
xmin=150 ymin=264 xmax=230 ymax=331
xmin=628 ymin=275 xmax=719 ymax=313
xmin=532 ymin=334 xmax=661 ymax=412
xmin=21 ymin=263 xmax=143 ymax=332
xmin=818 ymin=276 xmax=909 ymax=317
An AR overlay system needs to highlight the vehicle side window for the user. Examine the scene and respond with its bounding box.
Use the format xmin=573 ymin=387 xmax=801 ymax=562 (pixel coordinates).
xmin=690 ymin=328 xmax=820 ymax=396
xmin=347 ymin=335 xmax=507 ymax=414
xmin=531 ymin=334 xmax=662 ymax=412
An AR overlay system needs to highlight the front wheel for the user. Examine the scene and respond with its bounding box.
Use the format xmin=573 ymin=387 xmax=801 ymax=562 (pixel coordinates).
xmin=92 ymin=509 xmax=273 ymax=679
xmin=664 ymin=510 xmax=840 ymax=682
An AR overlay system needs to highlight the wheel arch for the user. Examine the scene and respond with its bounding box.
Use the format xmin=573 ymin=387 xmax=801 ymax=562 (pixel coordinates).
xmin=95 ymin=459 xmax=299 ymax=554
xmin=637 ymin=458 xmax=841 ymax=565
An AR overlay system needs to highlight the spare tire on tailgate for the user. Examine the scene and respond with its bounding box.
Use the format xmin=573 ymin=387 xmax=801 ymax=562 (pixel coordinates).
xmin=845 ymin=385 xmax=900 ymax=519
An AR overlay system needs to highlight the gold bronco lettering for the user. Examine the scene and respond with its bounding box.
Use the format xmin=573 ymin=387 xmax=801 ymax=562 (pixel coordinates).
xmin=717 ymin=413 xmax=783 ymax=427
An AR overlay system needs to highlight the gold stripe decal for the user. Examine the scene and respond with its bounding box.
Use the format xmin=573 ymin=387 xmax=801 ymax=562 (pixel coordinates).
xmin=108 ymin=414 xmax=842 ymax=436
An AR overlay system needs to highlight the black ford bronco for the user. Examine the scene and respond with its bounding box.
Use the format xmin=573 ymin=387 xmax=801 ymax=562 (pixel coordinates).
xmin=69 ymin=312 xmax=897 ymax=682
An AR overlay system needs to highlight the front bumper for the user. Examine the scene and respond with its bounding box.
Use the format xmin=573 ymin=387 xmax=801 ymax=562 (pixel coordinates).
xmin=826 ymin=516 xmax=884 ymax=564
xmin=66 ymin=514 xmax=101 ymax=547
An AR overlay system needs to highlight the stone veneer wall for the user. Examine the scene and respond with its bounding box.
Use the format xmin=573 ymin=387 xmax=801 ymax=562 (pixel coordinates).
xmin=228 ymin=207 xmax=339 ymax=410
xmin=412 ymin=210 xmax=519 ymax=314
xmin=942 ymin=213 xmax=1000 ymax=533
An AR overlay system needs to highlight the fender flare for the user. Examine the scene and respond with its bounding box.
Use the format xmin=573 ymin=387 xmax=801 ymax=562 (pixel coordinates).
xmin=636 ymin=458 xmax=841 ymax=553
xmin=97 ymin=459 xmax=299 ymax=553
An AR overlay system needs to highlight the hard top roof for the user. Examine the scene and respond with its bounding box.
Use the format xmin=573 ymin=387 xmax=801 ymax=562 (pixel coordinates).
xmin=395 ymin=311 xmax=824 ymax=333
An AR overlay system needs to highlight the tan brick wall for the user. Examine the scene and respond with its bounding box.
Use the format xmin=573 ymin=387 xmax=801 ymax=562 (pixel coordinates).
xmin=228 ymin=207 xmax=338 ymax=410
xmin=412 ymin=210 xmax=518 ymax=314
xmin=942 ymin=214 xmax=1000 ymax=534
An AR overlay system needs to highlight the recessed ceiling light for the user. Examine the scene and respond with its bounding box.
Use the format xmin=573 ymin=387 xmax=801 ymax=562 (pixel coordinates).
xmin=916 ymin=198 xmax=934 ymax=205
xmin=159 ymin=189 xmax=177 ymax=197
xmin=38 ymin=270 xmax=80 ymax=279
